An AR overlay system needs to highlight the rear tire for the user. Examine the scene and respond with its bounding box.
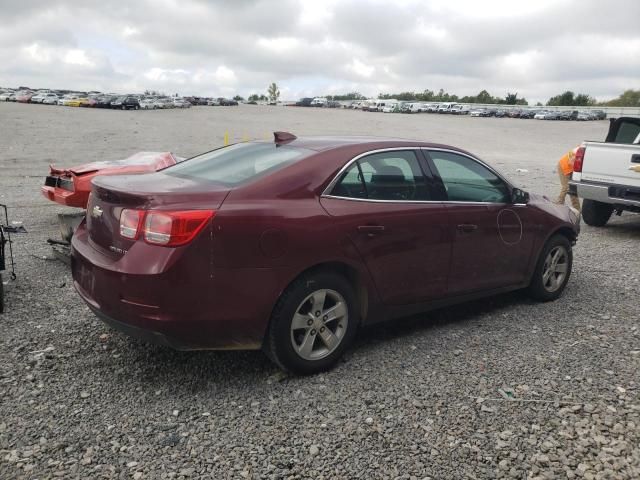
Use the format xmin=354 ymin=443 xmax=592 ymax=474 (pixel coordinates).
xmin=264 ymin=272 xmax=358 ymax=374
xmin=582 ymin=199 xmax=613 ymax=227
xmin=527 ymin=235 xmax=572 ymax=302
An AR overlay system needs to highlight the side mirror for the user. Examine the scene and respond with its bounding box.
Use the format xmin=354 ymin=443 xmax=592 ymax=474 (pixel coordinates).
xmin=512 ymin=188 xmax=530 ymax=204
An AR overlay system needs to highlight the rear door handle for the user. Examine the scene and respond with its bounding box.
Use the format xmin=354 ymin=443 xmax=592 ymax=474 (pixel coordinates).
xmin=631 ymin=154 xmax=640 ymax=164
xmin=357 ymin=225 xmax=385 ymax=236
xmin=457 ymin=224 xmax=478 ymax=233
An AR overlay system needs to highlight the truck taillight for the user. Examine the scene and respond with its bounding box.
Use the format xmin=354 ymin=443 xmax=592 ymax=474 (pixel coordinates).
xmin=573 ymin=146 xmax=585 ymax=172
xmin=119 ymin=209 xmax=214 ymax=246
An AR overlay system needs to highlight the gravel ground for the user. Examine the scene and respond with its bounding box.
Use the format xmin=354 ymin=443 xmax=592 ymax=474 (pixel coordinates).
xmin=0 ymin=103 xmax=638 ymax=479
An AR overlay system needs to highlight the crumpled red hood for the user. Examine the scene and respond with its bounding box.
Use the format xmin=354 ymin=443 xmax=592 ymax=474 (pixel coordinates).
xmin=49 ymin=151 xmax=181 ymax=176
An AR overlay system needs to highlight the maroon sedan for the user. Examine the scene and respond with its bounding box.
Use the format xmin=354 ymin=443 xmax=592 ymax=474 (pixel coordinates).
xmin=71 ymin=133 xmax=580 ymax=374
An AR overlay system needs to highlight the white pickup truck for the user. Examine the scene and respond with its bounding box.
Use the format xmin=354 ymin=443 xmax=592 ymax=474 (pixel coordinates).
xmin=570 ymin=117 xmax=640 ymax=226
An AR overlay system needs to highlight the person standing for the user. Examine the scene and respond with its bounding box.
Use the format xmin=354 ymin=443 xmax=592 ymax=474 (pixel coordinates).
xmin=556 ymin=147 xmax=581 ymax=210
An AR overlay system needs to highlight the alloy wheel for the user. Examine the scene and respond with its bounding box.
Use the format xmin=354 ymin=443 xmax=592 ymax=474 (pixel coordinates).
xmin=290 ymin=289 xmax=348 ymax=361
xmin=542 ymin=246 xmax=568 ymax=292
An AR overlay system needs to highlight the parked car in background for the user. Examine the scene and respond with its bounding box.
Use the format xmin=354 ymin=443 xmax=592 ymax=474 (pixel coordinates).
xmin=139 ymin=98 xmax=157 ymax=109
xmin=93 ymin=95 xmax=115 ymax=108
xmin=30 ymin=91 xmax=50 ymax=103
xmin=111 ymin=96 xmax=140 ymax=110
xmin=16 ymin=91 xmax=35 ymax=103
xmin=591 ymin=110 xmax=606 ymax=120
xmin=470 ymin=108 xmax=490 ymax=117
xmin=43 ymin=152 xmax=181 ymax=208
xmin=519 ymin=110 xmax=537 ymax=119
xmin=450 ymin=105 xmax=470 ymax=115
xmin=66 ymin=96 xmax=90 ymax=107
xmin=381 ymin=101 xmax=399 ymax=113
xmin=219 ymin=98 xmax=238 ymax=106
xmin=34 ymin=92 xmax=59 ymax=104
xmin=41 ymin=94 xmax=60 ymax=105
xmin=71 ymin=133 xmax=580 ymax=374
xmin=296 ymin=97 xmax=314 ymax=107
xmin=0 ymin=90 xmax=14 ymax=101
xmin=173 ymin=98 xmax=192 ymax=108
xmin=311 ymin=97 xmax=328 ymax=107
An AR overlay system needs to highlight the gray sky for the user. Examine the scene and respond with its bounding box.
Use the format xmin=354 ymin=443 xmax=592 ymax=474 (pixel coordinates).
xmin=0 ymin=0 xmax=638 ymax=103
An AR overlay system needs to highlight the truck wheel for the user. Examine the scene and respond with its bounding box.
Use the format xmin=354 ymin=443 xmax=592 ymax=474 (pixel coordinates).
xmin=527 ymin=235 xmax=572 ymax=302
xmin=582 ymin=199 xmax=613 ymax=227
xmin=264 ymin=271 xmax=358 ymax=375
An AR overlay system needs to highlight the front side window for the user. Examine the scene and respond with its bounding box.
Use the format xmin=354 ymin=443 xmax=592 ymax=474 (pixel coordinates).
xmin=331 ymin=150 xmax=430 ymax=201
xmin=428 ymin=151 xmax=510 ymax=203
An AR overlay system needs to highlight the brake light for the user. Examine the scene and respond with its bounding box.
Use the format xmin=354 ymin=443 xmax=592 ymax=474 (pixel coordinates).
xmin=144 ymin=210 xmax=215 ymax=246
xmin=573 ymin=146 xmax=585 ymax=172
xmin=120 ymin=209 xmax=143 ymax=239
xmin=119 ymin=209 xmax=214 ymax=246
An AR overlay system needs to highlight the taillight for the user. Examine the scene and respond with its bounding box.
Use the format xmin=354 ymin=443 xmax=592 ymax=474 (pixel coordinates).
xmin=144 ymin=210 xmax=214 ymax=246
xmin=120 ymin=209 xmax=144 ymax=239
xmin=573 ymin=146 xmax=585 ymax=172
xmin=119 ymin=209 xmax=214 ymax=246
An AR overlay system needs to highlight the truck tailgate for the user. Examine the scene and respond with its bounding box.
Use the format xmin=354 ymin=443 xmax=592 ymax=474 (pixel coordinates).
xmin=578 ymin=142 xmax=640 ymax=188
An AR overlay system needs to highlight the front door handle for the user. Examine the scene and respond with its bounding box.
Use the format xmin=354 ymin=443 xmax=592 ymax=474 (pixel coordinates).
xmin=457 ymin=224 xmax=478 ymax=233
xmin=631 ymin=154 xmax=640 ymax=164
xmin=357 ymin=225 xmax=385 ymax=237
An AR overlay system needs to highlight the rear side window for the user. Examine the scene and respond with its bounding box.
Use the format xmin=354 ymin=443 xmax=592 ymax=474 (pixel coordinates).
xmin=165 ymin=143 xmax=312 ymax=186
xmin=331 ymin=150 xmax=430 ymax=201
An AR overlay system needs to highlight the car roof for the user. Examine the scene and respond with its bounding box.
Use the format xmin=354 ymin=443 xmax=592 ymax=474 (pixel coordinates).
xmin=257 ymin=135 xmax=470 ymax=155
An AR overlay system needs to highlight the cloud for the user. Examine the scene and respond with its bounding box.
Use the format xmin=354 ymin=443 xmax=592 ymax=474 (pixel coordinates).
xmin=0 ymin=0 xmax=638 ymax=102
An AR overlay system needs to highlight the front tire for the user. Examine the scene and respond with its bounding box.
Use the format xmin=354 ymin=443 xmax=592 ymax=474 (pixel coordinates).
xmin=264 ymin=272 xmax=358 ymax=374
xmin=582 ymin=199 xmax=613 ymax=227
xmin=527 ymin=235 xmax=572 ymax=301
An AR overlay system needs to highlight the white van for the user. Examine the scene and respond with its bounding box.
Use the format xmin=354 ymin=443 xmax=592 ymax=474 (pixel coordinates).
xmin=370 ymin=99 xmax=398 ymax=112
xmin=437 ymin=102 xmax=457 ymax=113
xmin=310 ymin=97 xmax=328 ymax=107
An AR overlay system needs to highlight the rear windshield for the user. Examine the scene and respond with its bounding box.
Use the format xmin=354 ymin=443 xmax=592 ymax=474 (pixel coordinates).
xmin=165 ymin=142 xmax=312 ymax=186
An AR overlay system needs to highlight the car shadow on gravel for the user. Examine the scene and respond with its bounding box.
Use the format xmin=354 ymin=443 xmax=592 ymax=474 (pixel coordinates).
xmin=353 ymin=289 xmax=530 ymax=350
xmin=97 ymin=289 xmax=536 ymax=385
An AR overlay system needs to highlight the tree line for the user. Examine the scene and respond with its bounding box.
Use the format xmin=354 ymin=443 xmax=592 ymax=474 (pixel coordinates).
xmin=325 ymin=89 xmax=640 ymax=107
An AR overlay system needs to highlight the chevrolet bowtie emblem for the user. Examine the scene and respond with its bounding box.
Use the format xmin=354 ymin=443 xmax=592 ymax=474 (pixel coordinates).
xmin=91 ymin=205 xmax=103 ymax=218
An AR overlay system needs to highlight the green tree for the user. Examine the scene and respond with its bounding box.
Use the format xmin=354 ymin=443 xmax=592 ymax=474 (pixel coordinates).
xmin=504 ymin=92 xmax=520 ymax=105
xmin=267 ymin=82 xmax=280 ymax=103
xmin=603 ymin=89 xmax=640 ymax=107
xmin=233 ymin=95 xmax=244 ymax=102
xmin=547 ymin=91 xmax=594 ymax=106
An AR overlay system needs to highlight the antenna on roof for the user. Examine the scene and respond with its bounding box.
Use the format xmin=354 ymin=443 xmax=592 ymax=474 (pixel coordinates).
xmin=273 ymin=131 xmax=297 ymax=145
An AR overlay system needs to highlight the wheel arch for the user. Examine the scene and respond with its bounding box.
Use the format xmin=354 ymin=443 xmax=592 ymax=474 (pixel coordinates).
xmin=264 ymin=260 xmax=373 ymax=348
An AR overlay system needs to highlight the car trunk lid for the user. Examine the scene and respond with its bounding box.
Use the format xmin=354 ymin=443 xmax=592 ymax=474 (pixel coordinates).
xmin=87 ymin=172 xmax=230 ymax=255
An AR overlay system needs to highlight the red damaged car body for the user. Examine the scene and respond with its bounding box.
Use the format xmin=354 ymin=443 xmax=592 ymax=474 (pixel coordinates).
xmin=42 ymin=152 xmax=179 ymax=208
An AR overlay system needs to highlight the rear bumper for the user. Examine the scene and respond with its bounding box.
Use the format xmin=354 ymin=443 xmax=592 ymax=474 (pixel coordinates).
xmin=41 ymin=185 xmax=88 ymax=208
xmin=70 ymin=223 xmax=280 ymax=351
xmin=570 ymin=181 xmax=640 ymax=208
